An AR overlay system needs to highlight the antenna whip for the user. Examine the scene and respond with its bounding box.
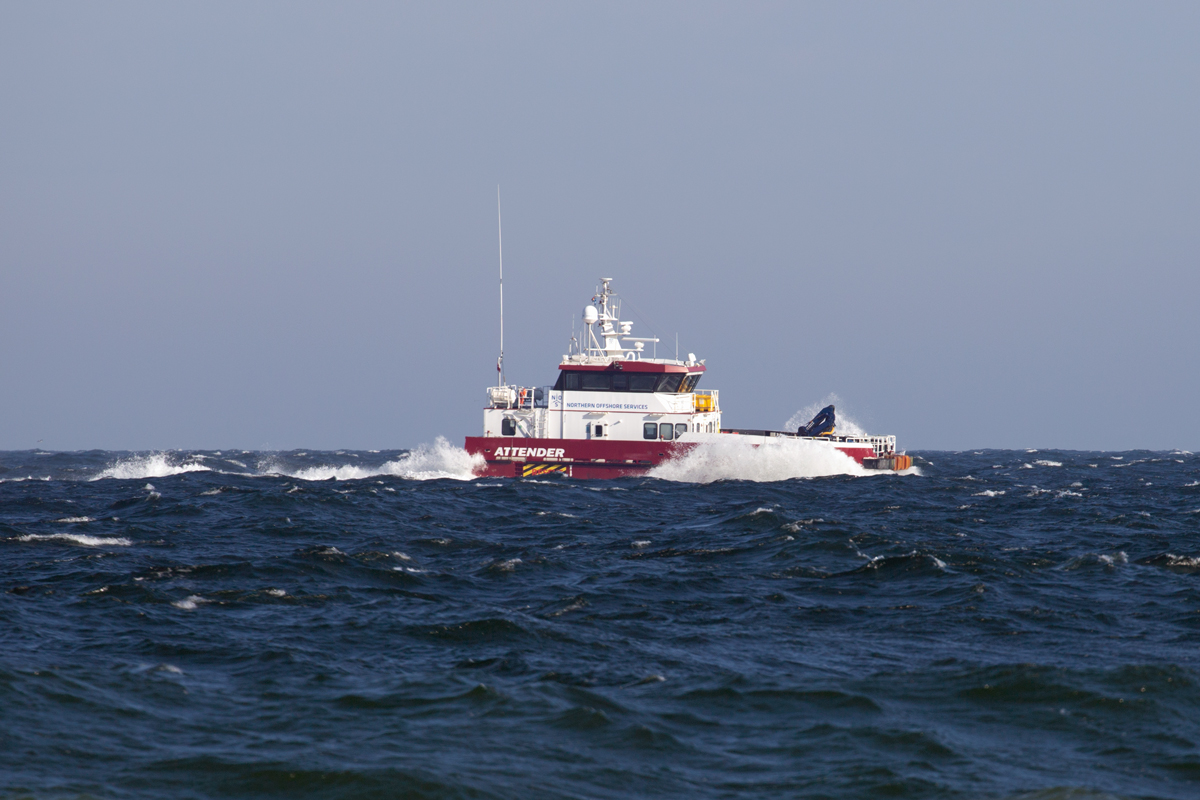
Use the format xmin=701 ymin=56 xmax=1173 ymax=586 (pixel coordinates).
xmin=497 ymin=186 xmax=504 ymax=388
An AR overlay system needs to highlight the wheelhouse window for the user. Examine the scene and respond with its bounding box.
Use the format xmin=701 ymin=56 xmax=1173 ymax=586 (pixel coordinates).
xmin=581 ymin=372 xmax=610 ymax=391
xmin=628 ymin=374 xmax=658 ymax=392
xmin=679 ymin=374 xmax=702 ymax=393
xmin=654 ymin=374 xmax=684 ymax=393
xmin=554 ymin=370 xmax=693 ymax=393
xmin=501 ymin=418 xmax=517 ymax=436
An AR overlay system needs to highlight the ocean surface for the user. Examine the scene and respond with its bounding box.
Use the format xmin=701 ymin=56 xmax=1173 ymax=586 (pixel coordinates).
xmin=3 ymin=443 xmax=1199 ymax=799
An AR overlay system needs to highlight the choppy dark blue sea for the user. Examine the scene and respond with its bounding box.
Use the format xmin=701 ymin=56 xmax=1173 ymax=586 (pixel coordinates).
xmin=3 ymin=444 xmax=1200 ymax=800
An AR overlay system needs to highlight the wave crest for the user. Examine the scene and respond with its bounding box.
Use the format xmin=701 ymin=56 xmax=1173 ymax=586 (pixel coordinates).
xmin=91 ymin=453 xmax=211 ymax=481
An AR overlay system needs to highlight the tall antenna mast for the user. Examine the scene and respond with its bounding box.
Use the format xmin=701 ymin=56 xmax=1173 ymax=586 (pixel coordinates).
xmin=497 ymin=186 xmax=504 ymax=388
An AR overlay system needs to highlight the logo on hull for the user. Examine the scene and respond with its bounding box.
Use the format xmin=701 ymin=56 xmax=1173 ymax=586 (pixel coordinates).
xmin=495 ymin=446 xmax=566 ymax=458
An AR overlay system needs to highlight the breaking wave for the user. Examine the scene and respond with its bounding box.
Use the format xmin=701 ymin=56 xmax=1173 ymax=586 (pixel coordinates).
xmin=91 ymin=453 xmax=211 ymax=481
xmin=649 ymin=435 xmax=870 ymax=483
xmin=268 ymin=437 xmax=483 ymax=482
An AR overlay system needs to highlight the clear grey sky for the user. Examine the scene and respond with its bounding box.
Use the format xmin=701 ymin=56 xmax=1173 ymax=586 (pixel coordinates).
xmin=2 ymin=1 xmax=1197 ymax=452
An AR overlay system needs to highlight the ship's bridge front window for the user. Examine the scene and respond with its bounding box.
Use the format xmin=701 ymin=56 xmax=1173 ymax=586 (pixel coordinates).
xmin=581 ymin=372 xmax=609 ymax=391
xmin=629 ymin=374 xmax=658 ymax=392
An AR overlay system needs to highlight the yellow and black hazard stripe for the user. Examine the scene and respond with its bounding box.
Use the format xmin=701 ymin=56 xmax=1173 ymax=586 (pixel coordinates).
xmin=521 ymin=463 xmax=570 ymax=477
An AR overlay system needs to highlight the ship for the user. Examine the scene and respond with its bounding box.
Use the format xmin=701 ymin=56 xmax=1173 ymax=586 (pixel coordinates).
xmin=464 ymin=278 xmax=911 ymax=479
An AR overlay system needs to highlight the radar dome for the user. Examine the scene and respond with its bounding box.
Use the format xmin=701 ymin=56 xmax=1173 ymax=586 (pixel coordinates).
xmin=582 ymin=305 xmax=599 ymax=325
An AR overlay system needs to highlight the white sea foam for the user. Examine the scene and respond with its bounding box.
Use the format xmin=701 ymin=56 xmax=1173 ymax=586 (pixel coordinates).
xmin=172 ymin=595 xmax=208 ymax=610
xmin=55 ymin=516 xmax=95 ymax=524
xmin=91 ymin=453 xmax=210 ymax=481
xmin=268 ymin=437 xmax=483 ymax=482
xmin=1064 ymin=551 xmax=1128 ymax=570
xmin=1034 ymin=460 xmax=1063 ymax=467
xmin=649 ymin=435 xmax=871 ymax=483
xmin=17 ymin=533 xmax=131 ymax=547
xmin=973 ymin=490 xmax=1006 ymax=497
xmin=1157 ymin=554 xmax=1200 ymax=568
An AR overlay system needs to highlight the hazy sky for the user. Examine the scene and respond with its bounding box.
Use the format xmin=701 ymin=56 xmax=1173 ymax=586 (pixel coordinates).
xmin=2 ymin=1 xmax=1197 ymax=452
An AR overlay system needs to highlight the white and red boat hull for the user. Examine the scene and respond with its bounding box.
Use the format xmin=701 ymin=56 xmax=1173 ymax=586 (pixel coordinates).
xmin=464 ymin=433 xmax=897 ymax=479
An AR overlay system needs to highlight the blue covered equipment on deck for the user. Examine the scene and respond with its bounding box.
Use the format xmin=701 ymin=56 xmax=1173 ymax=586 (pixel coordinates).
xmin=798 ymin=405 xmax=836 ymax=437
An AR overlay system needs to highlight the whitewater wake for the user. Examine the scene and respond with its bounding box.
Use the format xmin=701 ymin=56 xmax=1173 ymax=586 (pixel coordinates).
xmin=266 ymin=437 xmax=483 ymax=482
xmin=81 ymin=439 xmax=484 ymax=483
xmin=649 ymin=435 xmax=870 ymax=483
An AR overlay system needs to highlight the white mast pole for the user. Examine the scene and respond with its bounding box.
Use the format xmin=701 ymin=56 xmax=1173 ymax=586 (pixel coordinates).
xmin=497 ymin=186 xmax=504 ymax=389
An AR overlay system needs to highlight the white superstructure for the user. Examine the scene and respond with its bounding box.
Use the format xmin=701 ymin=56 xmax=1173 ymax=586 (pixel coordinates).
xmin=483 ymin=279 xmax=720 ymax=444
